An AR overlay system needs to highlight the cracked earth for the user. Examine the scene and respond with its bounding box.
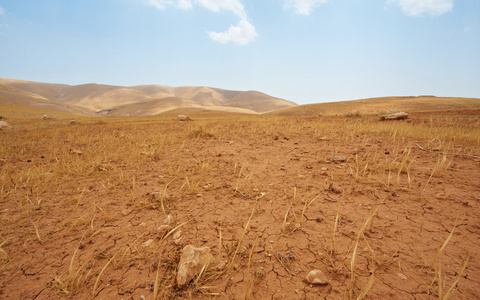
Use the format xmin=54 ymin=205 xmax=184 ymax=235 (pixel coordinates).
xmin=0 ymin=113 xmax=479 ymax=299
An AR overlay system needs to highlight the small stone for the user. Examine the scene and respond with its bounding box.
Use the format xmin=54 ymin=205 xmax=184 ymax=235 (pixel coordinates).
xmin=397 ymin=273 xmax=407 ymax=280
xmin=70 ymin=149 xmax=82 ymax=155
xmin=306 ymin=269 xmax=329 ymax=285
xmin=142 ymin=239 xmax=154 ymax=247
xmin=332 ymin=155 xmax=347 ymax=163
xmin=321 ymin=167 xmax=328 ymax=171
xmin=173 ymin=230 xmax=182 ymax=240
xmin=139 ymin=222 xmax=146 ymax=227
xmin=163 ymin=215 xmax=175 ymax=225
xmin=173 ymin=230 xmax=184 ymax=245
xmin=196 ymin=193 xmax=203 ymax=197
xmin=315 ymin=217 xmax=323 ymax=223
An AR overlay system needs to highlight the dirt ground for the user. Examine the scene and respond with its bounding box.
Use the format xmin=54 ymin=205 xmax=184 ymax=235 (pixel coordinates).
xmin=0 ymin=112 xmax=479 ymax=299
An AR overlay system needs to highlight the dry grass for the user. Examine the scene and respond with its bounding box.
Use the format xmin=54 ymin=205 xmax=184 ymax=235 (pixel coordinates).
xmin=0 ymin=110 xmax=478 ymax=299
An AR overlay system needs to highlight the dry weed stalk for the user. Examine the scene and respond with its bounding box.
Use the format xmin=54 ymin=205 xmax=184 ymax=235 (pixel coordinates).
xmin=92 ymin=251 xmax=118 ymax=298
xmin=349 ymin=195 xmax=386 ymax=299
xmin=52 ymin=246 xmax=93 ymax=295
xmin=32 ymin=221 xmax=43 ymax=244
xmin=228 ymin=199 xmax=258 ymax=270
xmin=329 ymin=203 xmax=341 ymax=260
xmin=428 ymin=220 xmax=469 ymax=299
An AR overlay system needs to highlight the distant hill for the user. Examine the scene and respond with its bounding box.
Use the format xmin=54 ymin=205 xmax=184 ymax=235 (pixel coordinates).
xmin=0 ymin=78 xmax=296 ymax=118
xmin=268 ymin=96 xmax=480 ymax=116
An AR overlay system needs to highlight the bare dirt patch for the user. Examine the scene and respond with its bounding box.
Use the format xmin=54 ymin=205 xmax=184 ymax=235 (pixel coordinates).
xmin=0 ymin=113 xmax=479 ymax=299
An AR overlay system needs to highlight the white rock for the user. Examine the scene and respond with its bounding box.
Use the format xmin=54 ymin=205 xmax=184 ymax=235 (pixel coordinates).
xmin=177 ymin=245 xmax=213 ymax=288
xmin=0 ymin=121 xmax=9 ymax=129
xmin=142 ymin=239 xmax=154 ymax=247
xmin=306 ymin=269 xmax=329 ymax=285
xmin=380 ymin=112 xmax=408 ymax=120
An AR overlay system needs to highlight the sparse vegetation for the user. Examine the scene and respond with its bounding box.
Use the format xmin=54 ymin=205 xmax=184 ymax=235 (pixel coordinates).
xmin=0 ymin=107 xmax=478 ymax=299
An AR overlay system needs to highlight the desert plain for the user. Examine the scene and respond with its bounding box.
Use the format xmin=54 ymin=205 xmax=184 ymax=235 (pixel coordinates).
xmin=0 ymin=87 xmax=480 ymax=299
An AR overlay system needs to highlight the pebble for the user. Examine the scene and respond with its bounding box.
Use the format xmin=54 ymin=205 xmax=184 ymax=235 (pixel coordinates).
xmin=142 ymin=239 xmax=154 ymax=247
xmin=163 ymin=215 xmax=175 ymax=225
xmin=173 ymin=230 xmax=184 ymax=245
xmin=332 ymin=155 xmax=347 ymax=163
xmin=305 ymin=269 xmax=329 ymax=285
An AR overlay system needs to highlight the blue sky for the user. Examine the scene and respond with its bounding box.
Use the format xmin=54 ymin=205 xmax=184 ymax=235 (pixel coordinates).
xmin=0 ymin=0 xmax=479 ymax=104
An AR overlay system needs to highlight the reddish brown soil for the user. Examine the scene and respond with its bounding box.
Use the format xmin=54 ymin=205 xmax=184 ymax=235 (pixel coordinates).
xmin=0 ymin=114 xmax=479 ymax=299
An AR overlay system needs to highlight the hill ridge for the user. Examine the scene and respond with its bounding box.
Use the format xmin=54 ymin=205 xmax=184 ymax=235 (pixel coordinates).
xmin=0 ymin=77 xmax=296 ymax=117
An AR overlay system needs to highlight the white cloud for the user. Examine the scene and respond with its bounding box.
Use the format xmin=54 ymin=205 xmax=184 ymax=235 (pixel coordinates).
xmin=147 ymin=0 xmax=170 ymax=10
xmin=196 ymin=0 xmax=246 ymax=18
xmin=147 ymin=0 xmax=245 ymax=16
xmin=388 ymin=0 xmax=453 ymax=16
xmin=208 ymin=18 xmax=258 ymax=45
xmin=146 ymin=0 xmax=257 ymax=44
xmin=0 ymin=5 xmax=5 ymax=15
xmin=177 ymin=0 xmax=193 ymax=10
xmin=285 ymin=0 xmax=328 ymax=15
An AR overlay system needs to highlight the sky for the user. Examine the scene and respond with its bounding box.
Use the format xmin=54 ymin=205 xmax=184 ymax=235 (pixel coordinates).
xmin=0 ymin=0 xmax=479 ymax=105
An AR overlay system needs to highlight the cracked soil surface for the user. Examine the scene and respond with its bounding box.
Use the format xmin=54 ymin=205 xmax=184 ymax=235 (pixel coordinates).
xmin=0 ymin=112 xmax=479 ymax=299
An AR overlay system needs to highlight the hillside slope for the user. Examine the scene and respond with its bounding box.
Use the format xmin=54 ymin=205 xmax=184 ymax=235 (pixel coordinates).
xmin=269 ymin=96 xmax=480 ymax=116
xmin=0 ymin=78 xmax=296 ymax=117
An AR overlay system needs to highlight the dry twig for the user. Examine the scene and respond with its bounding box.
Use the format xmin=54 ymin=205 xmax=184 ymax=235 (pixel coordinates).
xmin=416 ymin=144 xmax=480 ymax=160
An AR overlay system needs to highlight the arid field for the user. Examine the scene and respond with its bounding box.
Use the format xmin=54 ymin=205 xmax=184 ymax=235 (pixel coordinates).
xmin=1 ymin=104 xmax=480 ymax=299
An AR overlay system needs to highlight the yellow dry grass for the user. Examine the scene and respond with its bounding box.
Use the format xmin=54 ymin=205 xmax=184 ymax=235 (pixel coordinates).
xmin=0 ymin=109 xmax=478 ymax=299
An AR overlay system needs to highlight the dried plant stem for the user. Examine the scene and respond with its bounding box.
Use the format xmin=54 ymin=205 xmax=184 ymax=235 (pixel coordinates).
xmin=32 ymin=222 xmax=43 ymax=244
xmin=229 ymin=199 xmax=258 ymax=269
xmin=92 ymin=252 xmax=118 ymax=298
xmin=416 ymin=143 xmax=480 ymax=159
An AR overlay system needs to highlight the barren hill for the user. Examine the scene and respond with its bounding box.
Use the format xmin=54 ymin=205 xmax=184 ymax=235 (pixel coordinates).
xmin=0 ymin=78 xmax=296 ymax=117
xmin=268 ymin=96 xmax=480 ymax=116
